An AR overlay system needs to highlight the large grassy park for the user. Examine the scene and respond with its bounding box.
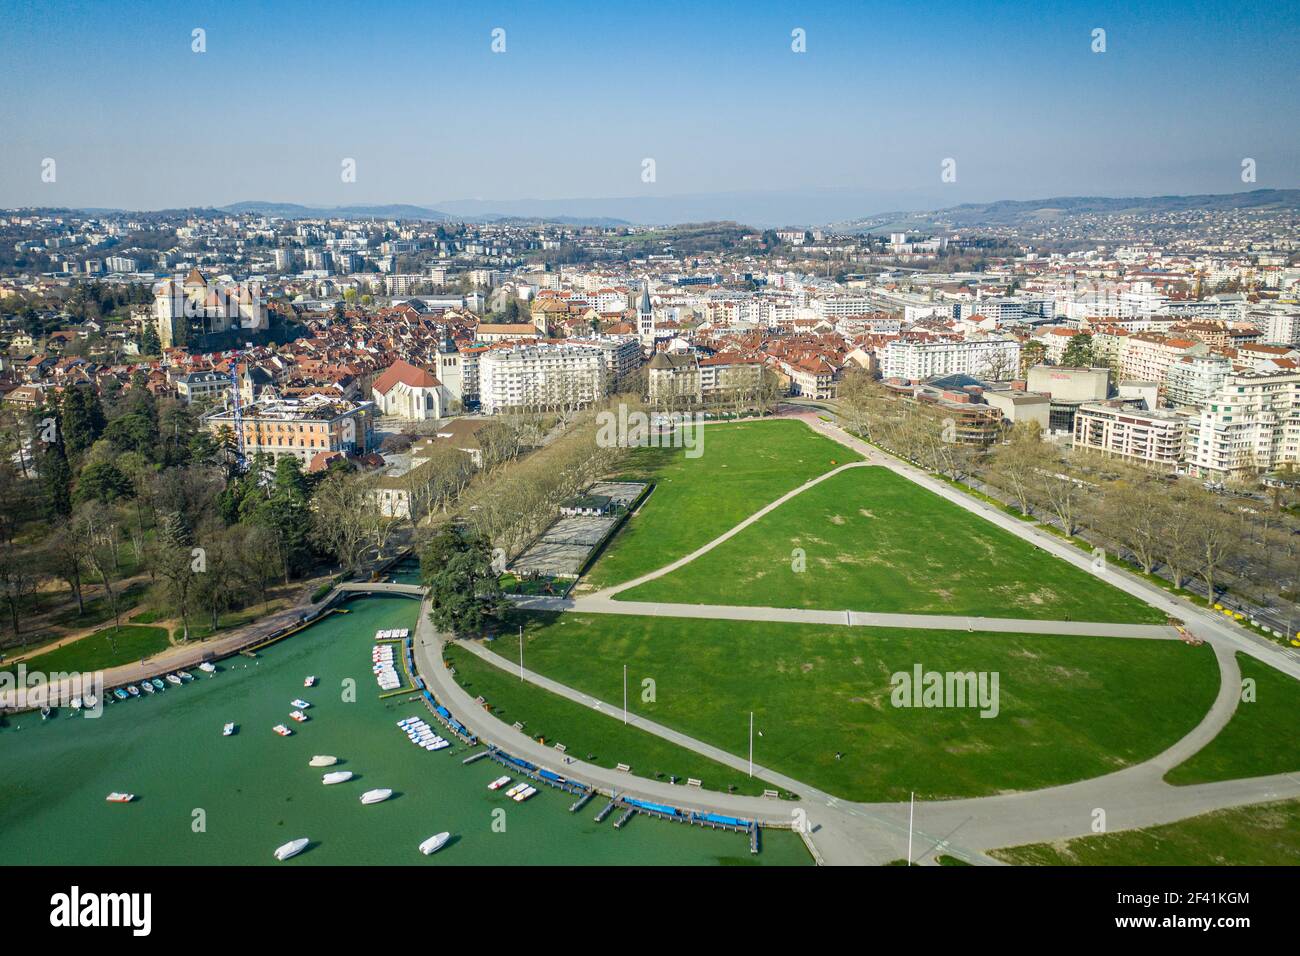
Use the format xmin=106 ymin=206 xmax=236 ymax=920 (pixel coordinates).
xmin=578 ymin=419 xmax=859 ymax=590
xmin=616 ymin=464 xmax=1163 ymax=623
xmin=481 ymin=611 xmax=1220 ymax=802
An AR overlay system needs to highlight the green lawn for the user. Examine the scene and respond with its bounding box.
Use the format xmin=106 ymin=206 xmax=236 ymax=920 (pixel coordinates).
xmin=619 ymin=466 xmax=1163 ymax=624
xmin=580 ymin=419 xmax=860 ymax=590
xmin=488 ymin=611 xmax=1220 ymax=801
xmin=990 ymin=799 xmax=1300 ymax=865
xmin=1165 ymin=654 xmax=1300 ymax=785
xmin=1 ymin=625 xmax=171 ymax=675
xmin=443 ymin=644 xmax=781 ymax=798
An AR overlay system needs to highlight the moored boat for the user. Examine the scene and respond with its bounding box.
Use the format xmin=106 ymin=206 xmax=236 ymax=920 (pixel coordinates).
xmin=289 ymin=710 xmax=309 ymax=723
xmin=70 ymin=697 xmax=83 ymax=711
xmin=126 ymin=686 xmax=141 ymax=698
xmin=105 ymin=792 xmax=134 ymax=803
xmin=272 ymin=724 xmax=292 ymax=736
xmin=140 ymin=682 xmax=155 ymax=695
xmin=322 ymin=770 xmax=353 ymax=785
xmin=178 ymin=671 xmax=194 ymax=682
xmin=40 ymin=706 xmax=51 ymax=719
xmin=165 ymin=673 xmax=182 ymax=686
xmin=360 ymin=788 xmax=392 ymax=805
xmin=418 ymin=832 xmax=451 ymax=855
xmin=222 ymin=722 xmax=236 ymax=736
xmin=113 ymin=688 xmax=129 ymax=701
xmin=308 ymin=755 xmax=338 ymax=767
xmin=487 ymin=775 xmax=511 ymax=791
xmin=84 ymin=695 xmax=98 ymax=709
xmin=291 ymin=698 xmax=311 ymax=709
xmin=513 ymin=786 xmax=538 ymax=803
xmin=150 ymin=678 xmax=165 ymax=691
xmin=303 ymin=676 xmax=317 ymax=687
xmin=273 ymin=838 xmax=309 ymax=861
xmin=504 ymin=782 xmax=527 ymax=798
xmin=198 ymin=662 xmax=216 ymax=674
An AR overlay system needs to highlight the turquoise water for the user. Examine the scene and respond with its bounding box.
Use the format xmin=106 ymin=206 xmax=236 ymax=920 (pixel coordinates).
xmin=0 ymin=595 xmax=808 ymax=866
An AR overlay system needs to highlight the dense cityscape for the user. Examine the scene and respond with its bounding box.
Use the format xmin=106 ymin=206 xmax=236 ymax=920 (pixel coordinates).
xmin=2 ymin=0 xmax=1297 ymax=937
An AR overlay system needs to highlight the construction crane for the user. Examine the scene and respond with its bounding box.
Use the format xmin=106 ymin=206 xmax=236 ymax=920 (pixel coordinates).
xmin=228 ymin=349 xmax=245 ymax=471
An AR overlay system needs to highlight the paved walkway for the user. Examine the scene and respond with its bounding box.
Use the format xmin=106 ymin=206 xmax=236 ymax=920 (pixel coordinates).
xmin=511 ymin=594 xmax=1178 ymax=639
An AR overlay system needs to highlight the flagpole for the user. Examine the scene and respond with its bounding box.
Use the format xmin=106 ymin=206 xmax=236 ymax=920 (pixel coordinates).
xmin=908 ymin=791 xmax=914 ymax=866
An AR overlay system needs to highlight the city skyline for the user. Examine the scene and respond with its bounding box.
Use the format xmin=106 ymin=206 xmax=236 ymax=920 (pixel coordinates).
xmin=2 ymin=0 xmax=1298 ymax=218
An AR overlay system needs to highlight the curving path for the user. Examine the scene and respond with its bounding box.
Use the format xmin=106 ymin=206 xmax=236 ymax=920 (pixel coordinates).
xmin=464 ymin=412 xmax=1300 ymax=863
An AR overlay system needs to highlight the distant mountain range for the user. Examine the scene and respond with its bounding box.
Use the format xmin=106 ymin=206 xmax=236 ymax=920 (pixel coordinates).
xmin=43 ymin=187 xmax=1300 ymax=232
xmin=832 ymin=189 xmax=1300 ymax=233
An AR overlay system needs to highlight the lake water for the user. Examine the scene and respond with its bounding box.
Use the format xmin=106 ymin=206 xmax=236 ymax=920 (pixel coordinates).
xmin=0 ymin=594 xmax=809 ymax=866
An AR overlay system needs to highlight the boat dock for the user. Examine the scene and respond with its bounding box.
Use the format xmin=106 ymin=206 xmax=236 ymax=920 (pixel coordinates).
xmin=569 ymin=791 xmax=594 ymax=813
xmin=594 ymin=798 xmax=618 ymax=823
xmin=613 ymin=806 xmax=637 ymax=829
xmin=461 ymin=750 xmax=489 ymax=765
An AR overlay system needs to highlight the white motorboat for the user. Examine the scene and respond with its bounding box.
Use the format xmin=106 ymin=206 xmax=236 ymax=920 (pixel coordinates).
xmin=105 ymin=792 xmax=134 ymax=803
xmin=273 ymin=838 xmax=309 ymax=861
xmin=198 ymin=662 xmax=216 ymax=674
xmin=165 ymin=673 xmax=183 ymax=686
xmin=309 ymin=755 xmax=338 ymax=767
xmin=360 ymin=788 xmax=392 ymax=805
xmin=322 ymin=770 xmax=354 ymax=785
xmin=222 ymin=722 xmax=236 ymax=736
xmin=418 ymin=832 xmax=451 ymax=855
xmin=83 ymin=695 xmax=98 ymax=709
xmin=70 ymin=697 xmax=83 ymax=711
xmin=487 ymin=775 xmax=511 ymax=791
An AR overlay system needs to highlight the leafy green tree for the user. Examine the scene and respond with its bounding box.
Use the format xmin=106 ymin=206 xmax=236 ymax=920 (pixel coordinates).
xmin=1060 ymin=333 xmax=1096 ymax=369
xmin=75 ymin=460 xmax=134 ymax=504
xmin=40 ymin=440 xmax=73 ymax=518
xmin=420 ymin=524 xmax=504 ymax=636
xmin=59 ymin=385 xmax=106 ymax=456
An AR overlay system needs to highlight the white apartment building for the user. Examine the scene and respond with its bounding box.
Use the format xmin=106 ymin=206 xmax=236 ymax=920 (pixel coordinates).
xmin=563 ymin=335 xmax=642 ymax=383
xmin=1165 ymin=354 xmax=1232 ymax=409
xmin=478 ymin=343 xmax=606 ymax=414
xmin=882 ymin=337 xmax=1021 ymax=382
xmin=812 ymin=295 xmax=877 ymax=320
xmin=1118 ymin=333 xmax=1204 ymax=386
xmin=1259 ymin=310 xmax=1300 ymax=346
xmin=1184 ymin=371 xmax=1300 ymax=479
xmin=1073 ymin=402 xmax=1186 ymax=471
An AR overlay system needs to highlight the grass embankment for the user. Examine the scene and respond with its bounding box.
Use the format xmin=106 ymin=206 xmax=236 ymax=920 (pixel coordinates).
xmin=991 ymin=799 xmax=1300 ymax=866
xmin=489 ymin=611 xmax=1218 ymax=801
xmin=620 ymin=466 xmax=1162 ymax=624
xmin=444 ymin=643 xmax=781 ymax=798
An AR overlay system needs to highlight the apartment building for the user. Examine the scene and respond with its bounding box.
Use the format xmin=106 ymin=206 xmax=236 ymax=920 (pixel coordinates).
xmin=1073 ymin=401 xmax=1187 ymax=470
xmin=882 ymin=337 xmax=1021 ymax=382
xmin=1165 ymin=354 xmax=1232 ymax=409
xmin=478 ymin=343 xmax=605 ymax=414
xmin=1117 ymin=333 xmax=1204 ymax=386
xmin=1184 ymin=371 xmax=1300 ymax=479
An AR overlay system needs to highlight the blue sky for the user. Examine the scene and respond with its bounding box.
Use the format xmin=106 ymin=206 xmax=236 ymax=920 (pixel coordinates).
xmin=1 ymin=0 xmax=1297 ymax=219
